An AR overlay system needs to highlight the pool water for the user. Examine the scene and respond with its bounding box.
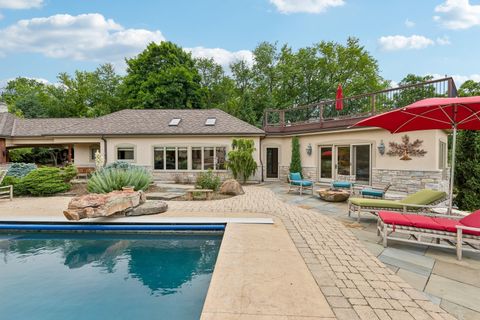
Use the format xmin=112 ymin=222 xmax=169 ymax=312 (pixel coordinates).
xmin=0 ymin=232 xmax=222 ymax=320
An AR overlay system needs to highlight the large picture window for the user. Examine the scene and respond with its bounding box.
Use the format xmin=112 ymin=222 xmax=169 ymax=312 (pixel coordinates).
xmin=153 ymin=146 xmax=227 ymax=171
xmin=117 ymin=146 xmax=135 ymax=161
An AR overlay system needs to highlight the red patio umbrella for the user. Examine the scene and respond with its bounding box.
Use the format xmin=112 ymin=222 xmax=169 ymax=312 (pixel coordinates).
xmin=336 ymin=84 xmax=343 ymax=111
xmin=353 ymin=96 xmax=480 ymax=213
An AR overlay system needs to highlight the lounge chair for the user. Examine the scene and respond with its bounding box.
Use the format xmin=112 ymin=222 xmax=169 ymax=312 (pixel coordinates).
xmin=377 ymin=210 xmax=480 ymax=260
xmin=287 ymin=172 xmax=314 ymax=195
xmin=332 ymin=175 xmax=355 ymax=192
xmin=0 ymin=170 xmax=13 ymax=201
xmin=348 ymin=189 xmax=447 ymax=222
xmin=359 ymin=183 xmax=392 ymax=199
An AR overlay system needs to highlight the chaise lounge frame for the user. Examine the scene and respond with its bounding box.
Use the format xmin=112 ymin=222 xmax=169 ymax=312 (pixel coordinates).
xmin=287 ymin=175 xmax=314 ymax=195
xmin=377 ymin=213 xmax=480 ymax=260
xmin=348 ymin=196 xmax=447 ymax=222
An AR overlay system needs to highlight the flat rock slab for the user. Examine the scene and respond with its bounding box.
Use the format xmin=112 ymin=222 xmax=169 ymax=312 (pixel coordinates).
xmin=146 ymin=192 xmax=184 ymax=200
xmin=126 ymin=201 xmax=168 ymax=216
xmin=425 ymin=274 xmax=480 ymax=312
xmin=379 ymin=247 xmax=434 ymax=277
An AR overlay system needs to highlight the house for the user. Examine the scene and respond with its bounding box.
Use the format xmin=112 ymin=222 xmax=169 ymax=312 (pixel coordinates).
xmin=0 ymin=77 xmax=454 ymax=192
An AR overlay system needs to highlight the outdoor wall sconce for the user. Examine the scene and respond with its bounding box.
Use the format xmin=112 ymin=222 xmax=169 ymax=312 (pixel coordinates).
xmin=378 ymin=140 xmax=385 ymax=155
xmin=306 ymin=143 xmax=312 ymax=156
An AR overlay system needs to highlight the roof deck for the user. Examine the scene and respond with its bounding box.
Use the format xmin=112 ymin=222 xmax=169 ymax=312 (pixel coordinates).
xmin=263 ymin=77 xmax=457 ymax=135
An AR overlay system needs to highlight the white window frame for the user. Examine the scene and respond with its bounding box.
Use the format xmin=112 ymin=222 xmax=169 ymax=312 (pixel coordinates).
xmin=153 ymin=146 xmax=190 ymax=171
xmin=115 ymin=144 xmax=136 ymax=162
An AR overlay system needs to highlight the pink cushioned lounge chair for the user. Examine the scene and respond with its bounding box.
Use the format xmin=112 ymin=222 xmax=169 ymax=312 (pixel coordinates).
xmin=377 ymin=209 xmax=480 ymax=260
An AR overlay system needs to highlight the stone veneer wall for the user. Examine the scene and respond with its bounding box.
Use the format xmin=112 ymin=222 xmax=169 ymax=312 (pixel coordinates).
xmin=372 ymin=168 xmax=448 ymax=193
xmin=151 ymin=166 xmax=262 ymax=184
xmin=279 ymin=166 xmax=317 ymax=182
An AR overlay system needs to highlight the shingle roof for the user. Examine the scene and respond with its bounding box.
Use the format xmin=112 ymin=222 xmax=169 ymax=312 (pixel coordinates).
xmin=0 ymin=109 xmax=264 ymax=137
xmin=0 ymin=112 xmax=16 ymax=137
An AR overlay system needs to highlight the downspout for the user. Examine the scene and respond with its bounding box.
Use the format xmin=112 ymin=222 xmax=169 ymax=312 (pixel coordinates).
xmin=101 ymin=136 xmax=107 ymax=166
xmin=259 ymin=136 xmax=264 ymax=182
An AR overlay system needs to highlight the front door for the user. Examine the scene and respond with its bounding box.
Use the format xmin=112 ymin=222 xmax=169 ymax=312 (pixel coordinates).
xmin=319 ymin=146 xmax=333 ymax=181
xmin=266 ymin=147 xmax=279 ymax=179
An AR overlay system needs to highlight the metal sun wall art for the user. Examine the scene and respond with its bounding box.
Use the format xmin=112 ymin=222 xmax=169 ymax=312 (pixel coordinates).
xmin=386 ymin=135 xmax=427 ymax=161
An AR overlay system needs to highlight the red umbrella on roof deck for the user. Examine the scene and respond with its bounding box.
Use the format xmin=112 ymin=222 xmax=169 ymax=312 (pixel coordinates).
xmin=336 ymin=84 xmax=343 ymax=111
xmin=352 ymin=96 xmax=480 ymax=214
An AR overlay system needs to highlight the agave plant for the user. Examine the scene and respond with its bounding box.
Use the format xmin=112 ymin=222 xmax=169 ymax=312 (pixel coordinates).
xmin=87 ymin=166 xmax=152 ymax=194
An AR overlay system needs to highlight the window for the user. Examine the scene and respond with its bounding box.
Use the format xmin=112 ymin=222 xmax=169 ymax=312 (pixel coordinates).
xmin=169 ymin=118 xmax=181 ymax=126
xmin=216 ymin=147 xmax=226 ymax=170
xmin=439 ymin=141 xmax=447 ymax=169
xmin=192 ymin=147 xmax=202 ymax=170
xmin=117 ymin=147 xmax=134 ymax=161
xmin=205 ymin=118 xmax=216 ymax=126
xmin=90 ymin=147 xmax=100 ymax=161
xmin=204 ymin=147 xmax=215 ymax=169
xmin=154 ymin=147 xmax=164 ymax=170
xmin=178 ymin=147 xmax=188 ymax=170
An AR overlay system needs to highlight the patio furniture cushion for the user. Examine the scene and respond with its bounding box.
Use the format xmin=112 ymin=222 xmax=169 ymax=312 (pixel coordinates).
xmin=361 ymin=188 xmax=384 ymax=198
xmin=398 ymin=189 xmax=446 ymax=205
xmin=289 ymin=172 xmax=302 ymax=181
xmin=459 ymin=210 xmax=480 ymax=236
xmin=332 ymin=181 xmax=352 ymax=189
xmin=378 ymin=211 xmax=413 ymax=226
xmin=349 ymin=198 xmax=405 ymax=209
xmin=404 ymin=215 xmax=444 ymax=231
xmin=432 ymin=217 xmax=461 ymax=233
xmin=290 ymin=180 xmax=313 ymax=187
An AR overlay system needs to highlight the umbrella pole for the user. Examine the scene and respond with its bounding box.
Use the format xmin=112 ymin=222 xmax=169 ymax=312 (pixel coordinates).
xmin=448 ymin=125 xmax=457 ymax=215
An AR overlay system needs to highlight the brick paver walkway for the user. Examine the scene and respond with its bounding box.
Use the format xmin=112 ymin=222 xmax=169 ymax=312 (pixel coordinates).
xmin=167 ymin=186 xmax=456 ymax=320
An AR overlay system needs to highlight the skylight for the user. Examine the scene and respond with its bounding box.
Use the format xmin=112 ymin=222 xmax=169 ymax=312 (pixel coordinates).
xmin=169 ymin=118 xmax=181 ymax=126
xmin=205 ymin=118 xmax=216 ymax=126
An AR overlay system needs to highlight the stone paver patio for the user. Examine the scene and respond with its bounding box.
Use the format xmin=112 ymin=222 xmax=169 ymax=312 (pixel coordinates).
xmin=165 ymin=185 xmax=458 ymax=320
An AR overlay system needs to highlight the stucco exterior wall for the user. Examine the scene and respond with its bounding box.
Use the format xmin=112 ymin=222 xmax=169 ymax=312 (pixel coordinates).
xmin=261 ymin=128 xmax=449 ymax=192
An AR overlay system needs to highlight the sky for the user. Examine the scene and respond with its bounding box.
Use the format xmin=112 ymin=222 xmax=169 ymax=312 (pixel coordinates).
xmin=0 ymin=0 xmax=479 ymax=88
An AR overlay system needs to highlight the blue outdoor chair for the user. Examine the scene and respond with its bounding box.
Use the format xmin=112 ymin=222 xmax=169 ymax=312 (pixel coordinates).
xmin=287 ymin=172 xmax=314 ymax=195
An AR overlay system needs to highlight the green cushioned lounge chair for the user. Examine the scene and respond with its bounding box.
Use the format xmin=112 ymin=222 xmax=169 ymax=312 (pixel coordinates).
xmin=348 ymin=189 xmax=447 ymax=222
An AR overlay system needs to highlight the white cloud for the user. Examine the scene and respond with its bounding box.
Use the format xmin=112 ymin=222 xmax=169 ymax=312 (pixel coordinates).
xmin=0 ymin=0 xmax=42 ymax=9
xmin=429 ymin=73 xmax=480 ymax=87
xmin=434 ymin=0 xmax=480 ymax=29
xmin=378 ymin=35 xmax=435 ymax=51
xmin=269 ymin=0 xmax=344 ymax=14
xmin=405 ymin=19 xmax=415 ymax=28
xmin=187 ymin=47 xmax=254 ymax=68
xmin=436 ymin=36 xmax=451 ymax=45
xmin=0 ymin=13 xmax=164 ymax=64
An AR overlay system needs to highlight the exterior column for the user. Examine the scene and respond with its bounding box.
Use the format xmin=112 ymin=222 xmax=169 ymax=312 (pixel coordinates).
xmin=67 ymin=144 xmax=73 ymax=163
xmin=0 ymin=139 xmax=7 ymax=164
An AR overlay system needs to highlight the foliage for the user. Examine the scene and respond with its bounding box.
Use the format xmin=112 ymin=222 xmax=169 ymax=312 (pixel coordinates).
xmin=386 ymin=135 xmax=427 ymax=160
xmin=62 ymin=165 xmax=78 ymax=182
xmin=95 ymin=150 xmax=105 ymax=169
xmin=454 ymin=79 xmax=480 ymax=211
xmin=226 ymin=138 xmax=257 ymax=183
xmin=104 ymin=160 xmax=134 ymax=170
xmin=17 ymin=167 xmax=71 ymax=196
xmin=0 ymin=176 xmax=25 ymax=196
xmin=122 ymin=41 xmax=203 ymax=109
xmin=6 ymin=147 xmax=68 ymax=165
xmin=195 ymin=170 xmax=221 ymax=191
xmin=6 ymin=163 xmax=37 ymax=178
xmin=87 ymin=166 xmax=153 ymax=193
xmin=289 ymin=136 xmax=302 ymax=174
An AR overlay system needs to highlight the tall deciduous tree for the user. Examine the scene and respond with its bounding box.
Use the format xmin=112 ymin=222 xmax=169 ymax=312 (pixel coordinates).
xmin=122 ymin=41 xmax=203 ymax=109
xmin=454 ymin=80 xmax=480 ymax=210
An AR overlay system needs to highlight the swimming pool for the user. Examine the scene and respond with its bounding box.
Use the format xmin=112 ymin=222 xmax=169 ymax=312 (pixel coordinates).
xmin=0 ymin=231 xmax=223 ymax=320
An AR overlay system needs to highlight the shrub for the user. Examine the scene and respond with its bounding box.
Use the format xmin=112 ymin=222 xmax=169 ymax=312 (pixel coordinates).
xmin=62 ymin=165 xmax=78 ymax=182
xmin=18 ymin=167 xmax=71 ymax=196
xmin=195 ymin=170 xmax=221 ymax=191
xmin=104 ymin=161 xmax=134 ymax=170
xmin=289 ymin=136 xmax=302 ymax=175
xmin=87 ymin=166 xmax=152 ymax=193
xmin=455 ymin=130 xmax=480 ymax=210
xmin=6 ymin=163 xmax=37 ymax=178
xmin=226 ymin=138 xmax=257 ymax=183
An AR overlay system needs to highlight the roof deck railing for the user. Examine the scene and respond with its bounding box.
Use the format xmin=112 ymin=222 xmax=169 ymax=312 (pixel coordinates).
xmin=263 ymin=77 xmax=457 ymax=134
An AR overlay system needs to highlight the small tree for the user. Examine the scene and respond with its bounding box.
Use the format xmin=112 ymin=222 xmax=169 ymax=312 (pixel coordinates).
xmin=227 ymin=138 xmax=257 ymax=183
xmin=289 ymin=136 xmax=302 ymax=175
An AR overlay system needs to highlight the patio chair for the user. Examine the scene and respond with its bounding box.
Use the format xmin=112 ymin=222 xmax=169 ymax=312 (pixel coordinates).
xmin=377 ymin=209 xmax=480 ymax=260
xmin=332 ymin=175 xmax=355 ymax=192
xmin=0 ymin=170 xmax=13 ymax=201
xmin=359 ymin=183 xmax=392 ymax=199
xmin=287 ymin=172 xmax=314 ymax=195
xmin=348 ymin=189 xmax=447 ymax=222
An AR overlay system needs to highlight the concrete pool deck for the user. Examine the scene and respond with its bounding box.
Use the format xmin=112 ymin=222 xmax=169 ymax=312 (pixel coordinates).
xmin=0 ymin=187 xmax=461 ymax=319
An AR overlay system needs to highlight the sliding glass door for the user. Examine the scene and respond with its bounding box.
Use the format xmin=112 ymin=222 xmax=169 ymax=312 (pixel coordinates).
xmin=352 ymin=144 xmax=371 ymax=185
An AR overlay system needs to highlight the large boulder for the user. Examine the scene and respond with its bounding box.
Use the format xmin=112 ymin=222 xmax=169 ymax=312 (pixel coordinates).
xmin=125 ymin=201 xmax=168 ymax=216
xmin=64 ymin=190 xmax=146 ymax=220
xmin=219 ymin=179 xmax=244 ymax=195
